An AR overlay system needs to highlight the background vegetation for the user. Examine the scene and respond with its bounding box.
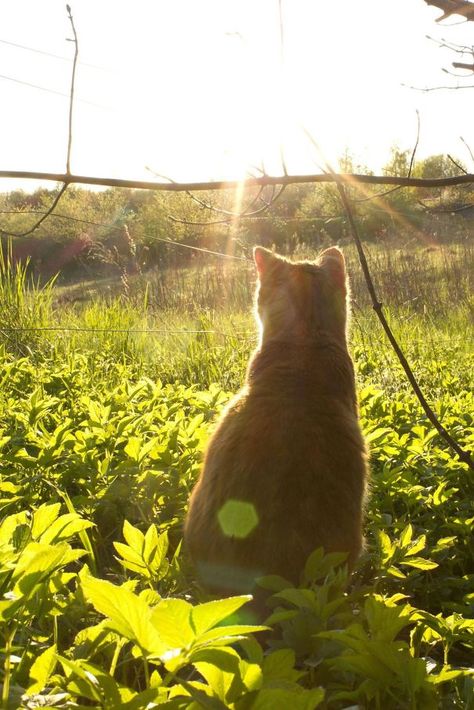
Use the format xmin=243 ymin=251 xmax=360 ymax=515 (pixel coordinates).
xmin=0 ymin=152 xmax=473 ymax=707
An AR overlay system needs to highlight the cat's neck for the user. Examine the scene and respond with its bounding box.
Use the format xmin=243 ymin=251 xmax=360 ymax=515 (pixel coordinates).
xmin=257 ymin=331 xmax=348 ymax=358
xmin=247 ymin=335 xmax=357 ymax=407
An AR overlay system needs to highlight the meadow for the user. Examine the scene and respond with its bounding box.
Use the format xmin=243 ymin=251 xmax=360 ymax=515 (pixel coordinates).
xmin=0 ymin=238 xmax=473 ymax=708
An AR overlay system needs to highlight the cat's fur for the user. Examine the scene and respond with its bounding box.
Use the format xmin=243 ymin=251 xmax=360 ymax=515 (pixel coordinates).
xmin=184 ymin=246 xmax=368 ymax=597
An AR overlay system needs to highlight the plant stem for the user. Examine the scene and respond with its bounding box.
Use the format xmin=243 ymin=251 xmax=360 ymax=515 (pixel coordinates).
xmin=2 ymin=625 xmax=17 ymax=709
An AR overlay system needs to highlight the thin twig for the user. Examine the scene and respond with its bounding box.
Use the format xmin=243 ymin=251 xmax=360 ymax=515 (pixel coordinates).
xmin=167 ymin=185 xmax=287 ymax=226
xmin=402 ymin=81 xmax=474 ymax=91
xmin=66 ymin=4 xmax=78 ymax=175
xmin=5 ymin=4 xmax=79 ymax=238
xmin=3 ymin=183 xmax=69 ymax=238
xmin=460 ymin=135 xmax=474 ymax=164
xmin=447 ymin=154 xmax=468 ymax=174
xmin=336 ymin=181 xmax=473 ymax=470
xmin=147 ymin=165 xmax=286 ymax=224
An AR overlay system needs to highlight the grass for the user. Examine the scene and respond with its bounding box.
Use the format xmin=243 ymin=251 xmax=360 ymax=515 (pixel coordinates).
xmin=0 ymin=239 xmax=473 ymax=708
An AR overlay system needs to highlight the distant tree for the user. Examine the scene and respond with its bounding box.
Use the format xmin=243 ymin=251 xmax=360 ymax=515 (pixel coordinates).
xmin=416 ymin=154 xmax=467 ymax=178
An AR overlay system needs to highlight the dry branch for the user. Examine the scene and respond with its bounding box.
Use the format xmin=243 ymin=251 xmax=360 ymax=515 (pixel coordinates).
xmin=1 ymin=170 xmax=474 ymax=193
xmin=425 ymin=0 xmax=474 ymax=21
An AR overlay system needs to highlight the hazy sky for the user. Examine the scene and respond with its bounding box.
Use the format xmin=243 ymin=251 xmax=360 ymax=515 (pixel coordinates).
xmin=1 ymin=0 xmax=473 ymax=191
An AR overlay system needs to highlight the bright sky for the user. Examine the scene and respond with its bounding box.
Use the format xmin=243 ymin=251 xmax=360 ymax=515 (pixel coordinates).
xmin=1 ymin=0 xmax=473 ymax=191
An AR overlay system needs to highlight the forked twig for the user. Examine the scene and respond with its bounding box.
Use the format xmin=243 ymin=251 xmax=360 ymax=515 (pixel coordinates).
xmin=336 ymin=181 xmax=473 ymax=470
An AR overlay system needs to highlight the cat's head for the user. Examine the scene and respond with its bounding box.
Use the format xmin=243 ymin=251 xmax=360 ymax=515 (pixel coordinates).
xmin=253 ymin=246 xmax=348 ymax=344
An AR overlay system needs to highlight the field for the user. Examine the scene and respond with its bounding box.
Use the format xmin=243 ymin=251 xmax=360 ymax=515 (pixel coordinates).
xmin=0 ymin=240 xmax=473 ymax=708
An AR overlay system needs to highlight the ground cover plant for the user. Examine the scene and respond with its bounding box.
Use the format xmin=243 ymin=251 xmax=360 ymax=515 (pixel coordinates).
xmin=0 ymin=240 xmax=473 ymax=708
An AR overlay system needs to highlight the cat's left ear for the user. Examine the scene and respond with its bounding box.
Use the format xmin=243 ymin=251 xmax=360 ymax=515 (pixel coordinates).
xmin=319 ymin=247 xmax=347 ymax=291
xmin=253 ymin=246 xmax=278 ymax=277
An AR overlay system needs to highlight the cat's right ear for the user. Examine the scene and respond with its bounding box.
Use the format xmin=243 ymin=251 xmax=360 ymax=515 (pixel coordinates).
xmin=253 ymin=247 xmax=276 ymax=277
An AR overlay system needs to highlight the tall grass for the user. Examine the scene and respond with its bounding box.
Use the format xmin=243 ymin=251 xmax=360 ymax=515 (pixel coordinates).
xmin=0 ymin=241 xmax=472 ymax=393
xmin=0 ymin=244 xmax=55 ymax=356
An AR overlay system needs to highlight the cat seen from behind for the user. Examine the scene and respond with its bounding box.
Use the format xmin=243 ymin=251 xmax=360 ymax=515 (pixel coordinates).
xmin=184 ymin=246 xmax=369 ymax=599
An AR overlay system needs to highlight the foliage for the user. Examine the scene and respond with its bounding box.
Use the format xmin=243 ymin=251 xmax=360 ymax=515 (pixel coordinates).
xmin=1 ymin=147 xmax=473 ymax=281
xmin=0 ymin=228 xmax=473 ymax=707
xmin=0 ymin=315 xmax=473 ymax=707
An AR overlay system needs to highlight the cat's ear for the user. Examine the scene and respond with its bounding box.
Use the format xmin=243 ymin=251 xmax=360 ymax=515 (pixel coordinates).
xmin=253 ymin=246 xmax=278 ymax=277
xmin=319 ymin=247 xmax=347 ymax=290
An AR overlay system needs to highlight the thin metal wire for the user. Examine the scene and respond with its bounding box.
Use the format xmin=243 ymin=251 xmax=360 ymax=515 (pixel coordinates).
xmin=0 ymin=325 xmax=470 ymax=345
xmin=1 ymin=325 xmax=255 ymax=338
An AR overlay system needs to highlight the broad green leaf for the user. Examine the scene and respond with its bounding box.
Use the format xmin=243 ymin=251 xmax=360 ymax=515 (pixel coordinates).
xmin=31 ymin=503 xmax=61 ymax=540
xmin=27 ymin=644 xmax=57 ymax=693
xmin=40 ymin=513 xmax=94 ymax=544
xmin=195 ymin=624 xmax=268 ymax=646
xmin=251 ymin=687 xmax=325 ymax=709
xmin=150 ymin=598 xmax=195 ymax=649
xmin=0 ymin=512 xmax=29 ymax=545
xmin=192 ymin=661 xmax=236 ymax=702
xmin=113 ymin=542 xmax=146 ymax=568
xmin=405 ymin=534 xmax=427 ymax=557
xmin=124 ymin=437 xmax=142 ymax=461
xmin=262 ymin=649 xmax=304 ymax=683
xmin=81 ymin=575 xmax=164 ymax=655
xmin=13 ymin=542 xmax=85 ymax=596
xmin=401 ymin=557 xmax=438 ymax=570
xmin=428 ymin=666 xmax=471 ymax=684
xmin=399 ymin=523 xmax=413 ymax=548
xmin=378 ymin=530 xmax=394 ymax=561
xmin=122 ymin=520 xmax=145 ymax=553
xmin=191 ymin=595 xmax=252 ymax=635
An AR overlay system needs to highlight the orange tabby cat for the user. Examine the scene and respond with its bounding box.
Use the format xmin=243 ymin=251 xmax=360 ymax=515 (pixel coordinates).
xmin=184 ymin=246 xmax=368 ymax=597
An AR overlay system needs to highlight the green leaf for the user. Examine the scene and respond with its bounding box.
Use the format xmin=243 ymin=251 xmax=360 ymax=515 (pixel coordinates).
xmin=262 ymin=649 xmax=304 ymax=683
xmin=150 ymin=598 xmax=195 ymax=649
xmin=191 ymin=596 xmax=252 ymax=636
xmin=405 ymin=534 xmax=427 ymax=557
xmin=378 ymin=530 xmax=394 ymax=561
xmin=401 ymin=557 xmax=438 ymax=570
xmin=27 ymin=644 xmax=57 ymax=693
xmin=39 ymin=513 xmax=94 ymax=544
xmin=81 ymin=574 xmax=164 ymax=655
xmin=124 ymin=437 xmax=142 ymax=461
xmin=251 ymin=687 xmax=324 ymax=709
xmin=195 ymin=624 xmax=268 ymax=646
xmin=428 ymin=666 xmax=470 ymax=685
xmin=31 ymin=503 xmax=61 ymax=540
xmin=122 ymin=520 xmax=145 ymax=552
xmin=13 ymin=542 xmax=85 ymax=596
xmin=399 ymin=523 xmax=413 ymax=548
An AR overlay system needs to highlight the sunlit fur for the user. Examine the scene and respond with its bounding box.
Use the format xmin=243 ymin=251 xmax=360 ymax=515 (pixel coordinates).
xmin=184 ymin=246 xmax=369 ymax=599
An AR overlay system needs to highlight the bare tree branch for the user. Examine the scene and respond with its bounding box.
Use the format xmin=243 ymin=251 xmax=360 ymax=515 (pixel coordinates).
xmin=452 ymin=61 xmax=474 ymax=70
xmin=424 ymin=0 xmax=474 ymax=21
xmin=1 ymin=170 xmax=473 ymax=194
